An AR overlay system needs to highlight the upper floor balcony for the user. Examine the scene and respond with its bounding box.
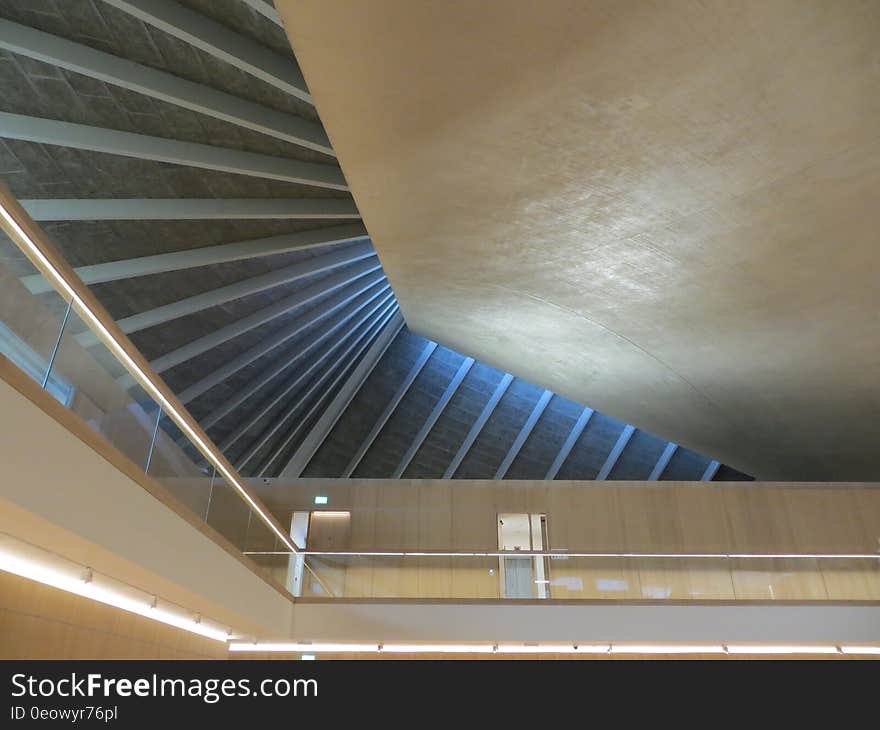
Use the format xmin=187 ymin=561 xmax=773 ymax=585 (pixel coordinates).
xmin=0 ymin=185 xmax=878 ymax=656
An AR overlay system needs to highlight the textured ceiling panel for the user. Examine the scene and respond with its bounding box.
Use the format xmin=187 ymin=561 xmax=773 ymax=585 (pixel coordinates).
xmin=0 ymin=0 xmax=748 ymax=482
xmin=278 ymin=0 xmax=880 ymax=480
xmin=0 ymin=0 xmax=318 ymax=121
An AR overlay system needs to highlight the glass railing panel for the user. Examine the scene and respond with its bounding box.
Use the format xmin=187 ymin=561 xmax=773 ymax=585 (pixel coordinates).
xmin=540 ymin=557 xmax=642 ymax=599
xmin=629 ymin=558 xmax=737 ymax=599
xmin=201 ymin=485 xmax=296 ymax=593
xmin=204 ymin=476 xmax=253 ymax=551
xmin=243 ymin=509 xmax=282 ymax=554
xmin=248 ymin=551 xmax=293 ymax=593
xmin=145 ymin=413 xmax=214 ymax=517
xmin=813 ymin=558 xmax=880 ymax=600
xmin=48 ymin=303 xmax=161 ymax=470
xmin=728 ymin=557 xmax=830 ymax=600
xmin=242 ymin=553 xmax=880 ymax=601
xmin=0 ymin=235 xmax=74 ymax=402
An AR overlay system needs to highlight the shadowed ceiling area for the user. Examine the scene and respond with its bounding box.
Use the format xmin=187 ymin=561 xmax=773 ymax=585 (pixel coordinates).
xmin=0 ymin=0 xmax=746 ymax=482
xmin=278 ymin=0 xmax=880 ymax=481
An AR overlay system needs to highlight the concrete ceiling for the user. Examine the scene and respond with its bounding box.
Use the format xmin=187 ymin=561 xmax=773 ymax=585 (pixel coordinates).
xmin=0 ymin=1 xmax=744 ymax=483
xmin=278 ymin=0 xmax=880 ymax=480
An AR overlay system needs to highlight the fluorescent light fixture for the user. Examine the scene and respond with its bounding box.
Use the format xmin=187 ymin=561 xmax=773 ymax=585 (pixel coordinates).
xmin=381 ymin=644 xmax=496 ymax=654
xmin=0 ymin=201 xmax=297 ymax=556
xmin=725 ymin=645 xmax=840 ymax=655
xmin=0 ymin=543 xmax=229 ymax=642
xmin=839 ymin=646 xmax=880 ymax=655
xmin=301 ymin=654 xmax=316 ymax=661
xmin=610 ymin=645 xmax=725 ymax=654
xmin=229 ymin=643 xmax=379 ymax=653
xmin=313 ymin=495 xmax=328 ymax=505
xmin=495 ymin=645 xmax=610 ymax=654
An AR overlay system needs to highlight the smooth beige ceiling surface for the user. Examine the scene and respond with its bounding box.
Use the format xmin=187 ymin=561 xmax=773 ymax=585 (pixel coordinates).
xmin=278 ymin=1 xmax=880 ymax=479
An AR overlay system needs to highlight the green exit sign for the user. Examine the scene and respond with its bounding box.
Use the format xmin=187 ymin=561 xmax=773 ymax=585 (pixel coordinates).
xmin=314 ymin=495 xmax=328 ymax=505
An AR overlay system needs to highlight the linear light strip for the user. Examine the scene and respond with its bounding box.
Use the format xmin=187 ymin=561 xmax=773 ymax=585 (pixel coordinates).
xmin=839 ymin=646 xmax=880 ymax=655
xmin=230 ymin=643 xmax=381 ymax=653
xmin=724 ymin=645 xmax=840 ymax=655
xmin=380 ymin=644 xmax=495 ymax=654
xmin=492 ymin=645 xmax=611 ymax=654
xmin=244 ymin=550 xmax=880 ymax=560
xmin=229 ymin=642 xmax=878 ymax=655
xmin=612 ymin=645 xmax=725 ymax=654
xmin=0 ymin=202 xmax=297 ymax=556
xmin=0 ymin=542 xmax=229 ymax=642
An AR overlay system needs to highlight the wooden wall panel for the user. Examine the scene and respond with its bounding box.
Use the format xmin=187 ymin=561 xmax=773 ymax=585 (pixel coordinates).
xmin=417 ymin=484 xmax=452 ymax=597
xmin=0 ymin=571 xmax=227 ymax=659
xmin=782 ymin=488 xmax=868 ymax=553
xmin=722 ymin=488 xmax=800 ymax=553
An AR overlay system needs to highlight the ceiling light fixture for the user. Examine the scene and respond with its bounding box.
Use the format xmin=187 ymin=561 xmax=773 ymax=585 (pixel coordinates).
xmin=380 ymin=644 xmax=496 ymax=654
xmin=495 ymin=644 xmax=610 ymax=654
xmin=0 ymin=540 xmax=229 ymax=642
xmin=228 ymin=643 xmax=380 ymax=653
xmin=838 ymin=646 xmax=880 ymax=655
xmin=725 ymin=645 xmax=840 ymax=655
xmin=609 ymin=644 xmax=725 ymax=654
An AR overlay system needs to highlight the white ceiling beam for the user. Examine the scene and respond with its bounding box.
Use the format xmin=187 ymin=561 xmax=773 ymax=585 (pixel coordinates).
xmin=75 ymin=244 xmax=376 ymax=346
xmin=494 ymin=390 xmax=553 ymax=479
xmin=544 ymin=407 xmax=594 ymax=480
xmin=0 ymin=113 xmax=346 ymax=189
xmin=442 ymin=373 xmax=513 ymax=479
xmin=342 ymin=340 xmax=438 ymax=478
xmin=234 ymin=303 xmax=399 ymax=471
xmin=648 ymin=442 xmax=678 ymax=481
xmin=22 ymin=223 xmax=369 ymax=294
xmin=211 ymin=293 xmax=396 ymax=440
xmin=238 ymin=0 xmax=283 ymax=27
xmin=224 ymin=299 xmax=398 ymax=459
xmin=276 ymin=315 xmax=404 ymax=478
xmin=19 ymin=198 xmax=358 ymax=221
xmin=391 ymin=357 xmax=475 ymax=478
xmin=701 ymin=460 xmax=721 ymax=481
xmin=132 ymin=265 xmax=383 ymax=381
xmin=0 ymin=20 xmax=329 ymax=153
xmin=177 ymin=281 xmax=390 ymax=404
xmin=100 ymin=0 xmax=311 ymax=102
xmin=596 ymin=425 xmax=636 ymax=480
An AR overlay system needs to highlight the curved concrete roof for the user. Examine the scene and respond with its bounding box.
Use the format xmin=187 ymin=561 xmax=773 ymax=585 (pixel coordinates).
xmin=279 ymin=0 xmax=880 ymax=480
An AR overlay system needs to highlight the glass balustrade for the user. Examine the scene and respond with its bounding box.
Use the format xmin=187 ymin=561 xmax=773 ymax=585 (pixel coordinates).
xmin=0 ymin=227 xmax=313 ymax=596
xmin=2 ymin=220 xmax=879 ymax=605
xmin=243 ymin=551 xmax=880 ymax=601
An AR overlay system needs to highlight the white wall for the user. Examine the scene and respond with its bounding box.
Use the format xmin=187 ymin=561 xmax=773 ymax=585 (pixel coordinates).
xmin=0 ymin=375 xmax=293 ymax=637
